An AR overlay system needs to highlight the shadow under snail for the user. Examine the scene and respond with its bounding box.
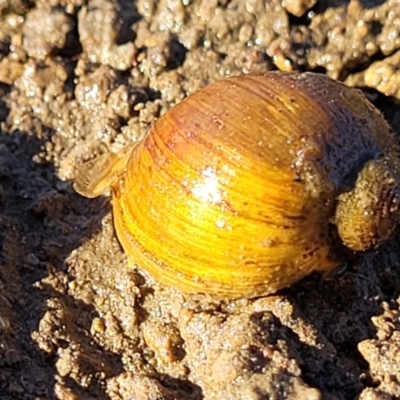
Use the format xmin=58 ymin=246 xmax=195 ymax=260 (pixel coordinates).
xmin=74 ymin=71 xmax=400 ymax=299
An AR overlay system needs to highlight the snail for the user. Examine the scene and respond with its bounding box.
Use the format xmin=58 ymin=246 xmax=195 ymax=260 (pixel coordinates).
xmin=74 ymin=71 xmax=400 ymax=299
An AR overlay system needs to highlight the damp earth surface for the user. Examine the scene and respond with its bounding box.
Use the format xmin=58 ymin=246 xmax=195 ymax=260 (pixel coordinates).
xmin=2 ymin=0 xmax=400 ymax=399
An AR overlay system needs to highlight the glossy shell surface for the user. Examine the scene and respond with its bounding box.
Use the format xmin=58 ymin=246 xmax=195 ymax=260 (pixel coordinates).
xmin=110 ymin=72 xmax=400 ymax=298
xmin=75 ymin=72 xmax=400 ymax=298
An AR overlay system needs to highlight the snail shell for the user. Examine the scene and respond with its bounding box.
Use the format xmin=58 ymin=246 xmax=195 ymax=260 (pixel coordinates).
xmin=74 ymin=72 xmax=400 ymax=299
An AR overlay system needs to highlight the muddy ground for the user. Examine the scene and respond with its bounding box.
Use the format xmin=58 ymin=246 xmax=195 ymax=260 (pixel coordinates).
xmin=1 ymin=0 xmax=400 ymax=399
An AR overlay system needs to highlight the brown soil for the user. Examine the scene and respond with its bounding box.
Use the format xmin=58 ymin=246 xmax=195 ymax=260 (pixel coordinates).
xmin=1 ymin=0 xmax=400 ymax=399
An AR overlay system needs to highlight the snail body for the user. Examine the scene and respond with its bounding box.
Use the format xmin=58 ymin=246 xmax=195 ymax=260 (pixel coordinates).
xmin=74 ymin=72 xmax=400 ymax=299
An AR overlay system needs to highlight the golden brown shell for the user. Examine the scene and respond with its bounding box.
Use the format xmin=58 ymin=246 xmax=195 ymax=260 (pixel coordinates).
xmin=74 ymin=71 xmax=400 ymax=299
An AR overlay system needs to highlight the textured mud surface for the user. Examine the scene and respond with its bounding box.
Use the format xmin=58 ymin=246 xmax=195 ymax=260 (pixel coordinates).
xmin=1 ymin=0 xmax=400 ymax=399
